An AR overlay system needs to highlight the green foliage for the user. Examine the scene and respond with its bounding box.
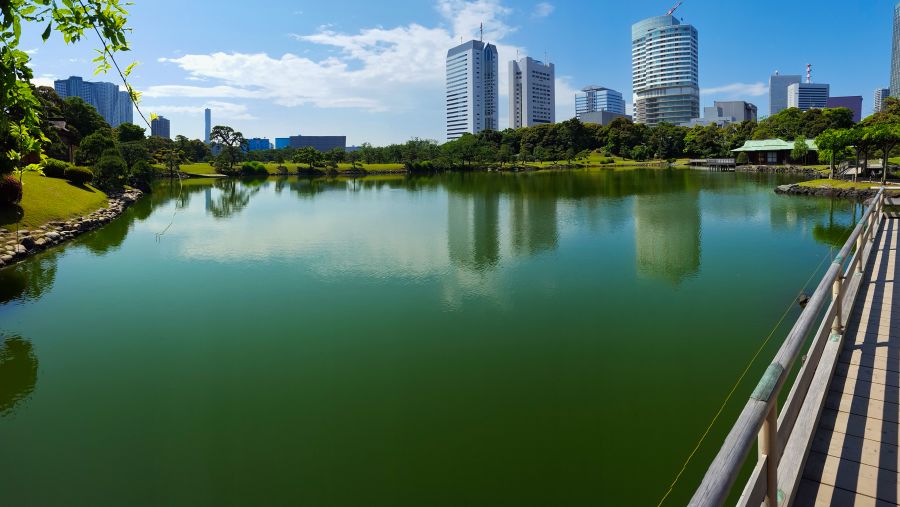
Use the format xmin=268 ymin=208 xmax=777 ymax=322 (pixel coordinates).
xmin=240 ymin=161 xmax=268 ymax=176
xmin=209 ymin=125 xmax=246 ymax=173
xmin=0 ymin=175 xmax=23 ymax=205
xmin=118 ymin=140 xmax=150 ymax=169
xmin=64 ymin=165 xmax=94 ymax=185
xmin=41 ymin=158 xmax=71 ymax=178
xmin=129 ymin=159 xmax=154 ymax=191
xmin=791 ymin=138 xmax=809 ymax=162
xmin=116 ymin=122 xmax=145 ymax=143
xmin=62 ymin=97 xmax=109 ymax=138
xmin=736 ymin=152 xmax=749 ymax=165
xmin=292 ymin=147 xmax=322 ymax=168
xmin=95 ymin=147 xmax=128 ymax=189
xmin=76 ymin=130 xmax=115 ymax=165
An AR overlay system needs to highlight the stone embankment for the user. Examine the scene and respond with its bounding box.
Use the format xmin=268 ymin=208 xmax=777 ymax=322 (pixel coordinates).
xmin=0 ymin=188 xmax=142 ymax=268
xmin=737 ymin=165 xmax=823 ymax=177
xmin=774 ymin=184 xmax=880 ymax=200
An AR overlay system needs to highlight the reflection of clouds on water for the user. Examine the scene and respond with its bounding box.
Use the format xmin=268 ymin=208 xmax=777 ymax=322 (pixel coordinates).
xmin=0 ymin=335 xmax=38 ymax=417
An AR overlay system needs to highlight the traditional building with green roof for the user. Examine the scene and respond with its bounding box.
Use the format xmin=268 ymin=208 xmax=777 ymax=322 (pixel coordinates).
xmin=731 ymin=139 xmax=819 ymax=165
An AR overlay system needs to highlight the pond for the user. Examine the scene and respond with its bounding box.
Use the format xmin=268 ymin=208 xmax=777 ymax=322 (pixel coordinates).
xmin=0 ymin=169 xmax=861 ymax=505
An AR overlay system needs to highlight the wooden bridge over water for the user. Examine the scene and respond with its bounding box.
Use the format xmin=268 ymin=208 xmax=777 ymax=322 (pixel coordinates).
xmin=691 ymin=189 xmax=900 ymax=506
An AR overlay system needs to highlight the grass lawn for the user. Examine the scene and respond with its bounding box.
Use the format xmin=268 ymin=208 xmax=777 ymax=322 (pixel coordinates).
xmin=0 ymin=172 xmax=108 ymax=229
xmin=798 ymin=179 xmax=886 ymax=190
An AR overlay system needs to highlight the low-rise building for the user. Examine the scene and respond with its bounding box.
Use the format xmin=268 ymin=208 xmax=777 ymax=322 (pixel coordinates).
xmin=275 ymin=138 xmax=291 ymax=150
xmin=731 ymin=139 xmax=819 ymax=165
xmin=288 ymin=135 xmax=346 ymax=152
xmin=246 ymin=138 xmax=273 ymax=151
xmin=580 ymin=110 xmax=632 ymax=126
xmin=575 ymin=86 xmax=625 ymax=120
xmin=825 ymin=96 xmax=863 ymax=122
xmin=688 ymin=101 xmax=758 ymax=126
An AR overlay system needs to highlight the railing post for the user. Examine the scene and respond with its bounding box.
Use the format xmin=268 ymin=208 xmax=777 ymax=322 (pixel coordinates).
xmin=857 ymin=227 xmax=865 ymax=274
xmin=832 ymin=273 xmax=843 ymax=334
xmin=758 ymin=400 xmax=780 ymax=507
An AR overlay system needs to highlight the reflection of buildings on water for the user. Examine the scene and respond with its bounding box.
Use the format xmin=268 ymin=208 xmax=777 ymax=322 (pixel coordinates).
xmin=509 ymin=194 xmax=558 ymax=256
xmin=634 ymin=192 xmax=701 ymax=284
xmin=447 ymin=192 xmax=500 ymax=270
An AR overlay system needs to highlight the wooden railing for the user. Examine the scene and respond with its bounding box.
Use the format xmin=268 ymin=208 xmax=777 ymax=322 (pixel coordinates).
xmin=689 ymin=188 xmax=886 ymax=506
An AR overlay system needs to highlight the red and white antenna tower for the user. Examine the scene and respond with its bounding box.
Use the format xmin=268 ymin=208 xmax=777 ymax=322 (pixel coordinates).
xmin=806 ymin=64 xmax=812 ymax=84
xmin=666 ymin=1 xmax=683 ymax=16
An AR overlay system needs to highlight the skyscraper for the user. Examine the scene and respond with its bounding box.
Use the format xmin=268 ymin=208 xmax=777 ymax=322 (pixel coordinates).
xmin=446 ymin=40 xmax=498 ymax=140
xmin=875 ymin=88 xmax=891 ymax=113
xmin=631 ymin=14 xmax=699 ymax=126
xmin=892 ymin=3 xmax=900 ymax=97
xmin=787 ymin=83 xmax=830 ymax=111
xmin=508 ymin=56 xmax=555 ymax=128
xmin=54 ymin=75 xmax=133 ymax=127
xmin=769 ymin=72 xmax=802 ymax=116
xmin=575 ymin=86 xmax=626 ymax=120
xmin=204 ymin=108 xmax=211 ymax=144
xmin=151 ymin=116 xmax=171 ymax=139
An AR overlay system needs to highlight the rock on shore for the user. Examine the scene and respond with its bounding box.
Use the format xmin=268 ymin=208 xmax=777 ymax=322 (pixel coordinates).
xmin=0 ymin=188 xmax=143 ymax=268
xmin=774 ymin=184 xmax=879 ymax=200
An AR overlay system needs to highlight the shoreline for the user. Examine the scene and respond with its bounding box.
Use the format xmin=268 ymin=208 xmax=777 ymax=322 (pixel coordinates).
xmin=0 ymin=188 xmax=143 ymax=269
xmin=774 ymin=183 xmax=888 ymax=200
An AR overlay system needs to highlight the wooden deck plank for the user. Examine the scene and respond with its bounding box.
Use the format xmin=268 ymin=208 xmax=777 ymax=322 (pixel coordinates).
xmin=799 ymin=217 xmax=900 ymax=506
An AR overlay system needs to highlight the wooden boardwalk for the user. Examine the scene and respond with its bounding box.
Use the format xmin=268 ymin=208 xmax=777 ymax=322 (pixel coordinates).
xmin=797 ymin=217 xmax=900 ymax=506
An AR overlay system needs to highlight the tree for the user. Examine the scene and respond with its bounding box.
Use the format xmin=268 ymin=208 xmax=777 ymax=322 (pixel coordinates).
xmin=1 ymin=0 xmax=137 ymax=183
xmin=292 ymin=147 xmax=320 ymax=168
xmin=76 ymin=130 xmax=116 ymax=166
xmin=116 ymin=122 xmax=145 ymax=143
xmin=815 ymin=129 xmax=849 ymax=180
xmin=62 ymin=97 xmax=109 ymax=138
xmin=119 ymin=140 xmax=149 ymax=169
xmin=95 ymin=147 xmax=129 ymax=189
xmin=869 ymin=124 xmax=900 ymax=185
xmin=209 ymin=125 xmax=246 ymax=173
xmin=791 ymin=138 xmax=809 ymax=164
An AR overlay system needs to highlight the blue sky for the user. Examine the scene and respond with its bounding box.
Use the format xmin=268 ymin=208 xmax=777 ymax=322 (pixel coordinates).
xmin=20 ymin=0 xmax=900 ymax=145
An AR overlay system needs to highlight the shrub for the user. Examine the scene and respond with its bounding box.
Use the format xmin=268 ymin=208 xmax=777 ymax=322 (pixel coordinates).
xmin=240 ymin=161 xmax=268 ymax=176
xmin=0 ymin=175 xmax=23 ymax=205
xmin=130 ymin=160 xmax=155 ymax=191
xmin=276 ymin=165 xmax=288 ymax=175
xmin=736 ymin=152 xmax=750 ymax=165
xmin=65 ymin=166 xmax=94 ymax=185
xmin=42 ymin=158 xmax=72 ymax=179
xmin=96 ymin=148 xmax=129 ymax=189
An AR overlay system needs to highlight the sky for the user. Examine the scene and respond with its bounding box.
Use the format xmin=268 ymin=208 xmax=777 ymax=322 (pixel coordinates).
xmin=19 ymin=0 xmax=900 ymax=145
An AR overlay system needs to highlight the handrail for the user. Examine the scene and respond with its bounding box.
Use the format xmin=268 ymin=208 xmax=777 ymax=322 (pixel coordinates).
xmin=689 ymin=188 xmax=886 ymax=506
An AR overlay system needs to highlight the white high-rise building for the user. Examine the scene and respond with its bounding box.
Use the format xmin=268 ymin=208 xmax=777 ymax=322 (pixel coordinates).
xmin=446 ymin=40 xmax=499 ymax=140
xmin=787 ymin=83 xmax=829 ymax=111
xmin=875 ymin=88 xmax=891 ymax=113
xmin=508 ymin=56 xmax=555 ymax=128
xmin=631 ymin=14 xmax=699 ymax=126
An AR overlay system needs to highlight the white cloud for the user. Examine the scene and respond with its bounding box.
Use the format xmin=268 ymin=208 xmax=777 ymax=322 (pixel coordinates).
xmin=151 ymin=0 xmax=522 ymax=114
xmin=532 ymin=2 xmax=554 ymax=18
xmin=701 ymin=82 xmax=768 ymax=98
xmin=555 ymin=76 xmax=577 ymax=121
xmin=32 ymin=73 xmax=56 ymax=87
xmin=145 ymin=101 xmax=257 ymax=120
xmin=23 ymin=48 xmax=38 ymax=55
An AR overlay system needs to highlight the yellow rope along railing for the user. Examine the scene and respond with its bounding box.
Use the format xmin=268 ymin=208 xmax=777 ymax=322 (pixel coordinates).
xmin=655 ymin=246 xmax=835 ymax=506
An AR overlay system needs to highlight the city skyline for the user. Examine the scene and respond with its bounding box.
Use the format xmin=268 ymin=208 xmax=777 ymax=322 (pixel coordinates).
xmin=20 ymin=0 xmax=900 ymax=144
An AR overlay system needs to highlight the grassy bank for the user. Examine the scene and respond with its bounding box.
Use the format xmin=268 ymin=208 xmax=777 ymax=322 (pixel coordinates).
xmin=174 ymin=162 xmax=405 ymax=176
xmin=0 ymin=172 xmax=108 ymax=229
xmin=797 ymin=179 xmax=884 ymax=190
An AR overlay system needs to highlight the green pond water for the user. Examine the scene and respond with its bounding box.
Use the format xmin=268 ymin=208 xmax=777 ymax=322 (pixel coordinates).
xmin=0 ymin=169 xmax=861 ymax=506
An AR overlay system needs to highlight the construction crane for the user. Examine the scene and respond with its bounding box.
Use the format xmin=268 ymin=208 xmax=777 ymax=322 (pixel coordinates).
xmin=666 ymin=1 xmax=683 ymax=16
